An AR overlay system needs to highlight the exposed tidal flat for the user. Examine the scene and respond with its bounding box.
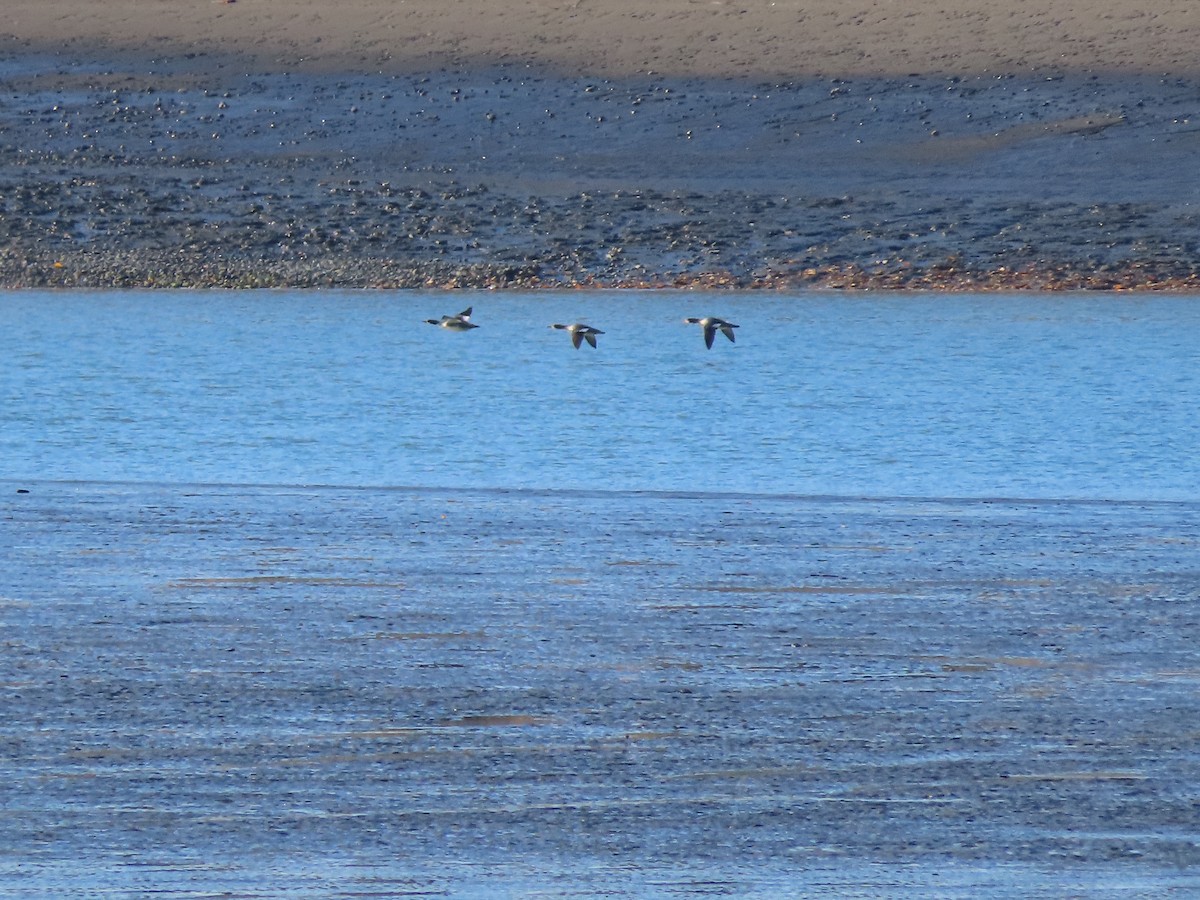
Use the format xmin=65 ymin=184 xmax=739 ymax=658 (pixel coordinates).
xmin=4 ymin=481 xmax=1200 ymax=896
xmin=2 ymin=58 xmax=1199 ymax=290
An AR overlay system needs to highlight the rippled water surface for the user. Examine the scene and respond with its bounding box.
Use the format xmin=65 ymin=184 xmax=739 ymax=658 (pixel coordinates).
xmin=2 ymin=289 xmax=1198 ymax=498
xmin=2 ymin=290 xmax=1200 ymax=897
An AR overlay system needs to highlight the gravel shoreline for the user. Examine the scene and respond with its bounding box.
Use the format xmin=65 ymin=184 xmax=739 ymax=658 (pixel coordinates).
xmin=7 ymin=236 xmax=1199 ymax=293
xmin=3 ymin=61 xmax=1198 ymax=291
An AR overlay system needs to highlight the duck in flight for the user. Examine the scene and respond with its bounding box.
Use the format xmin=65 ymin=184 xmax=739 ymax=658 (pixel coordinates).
xmin=684 ymin=316 xmax=739 ymax=349
xmin=550 ymin=322 xmax=604 ymax=348
xmin=425 ymin=307 xmax=478 ymax=330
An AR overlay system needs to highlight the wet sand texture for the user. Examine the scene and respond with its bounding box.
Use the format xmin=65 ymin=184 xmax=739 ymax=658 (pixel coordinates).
xmin=2 ymin=0 xmax=1200 ymax=289
xmin=5 ymin=484 xmax=1200 ymax=894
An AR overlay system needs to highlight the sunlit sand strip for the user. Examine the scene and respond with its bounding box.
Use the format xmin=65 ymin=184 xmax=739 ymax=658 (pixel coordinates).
xmin=927 ymin=656 xmax=1052 ymax=670
xmin=1000 ymin=771 xmax=1149 ymax=782
xmin=365 ymin=631 xmax=485 ymax=641
xmin=901 ymin=113 xmax=1129 ymax=163
xmin=178 ymin=792 xmax=974 ymax=822
xmin=436 ymin=714 xmax=550 ymax=727
xmin=682 ymin=584 xmax=894 ymax=595
xmin=165 ymin=576 xmax=405 ymax=588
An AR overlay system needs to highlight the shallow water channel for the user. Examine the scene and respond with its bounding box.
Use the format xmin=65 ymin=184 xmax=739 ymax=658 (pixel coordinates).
xmin=3 ymin=482 xmax=1199 ymax=896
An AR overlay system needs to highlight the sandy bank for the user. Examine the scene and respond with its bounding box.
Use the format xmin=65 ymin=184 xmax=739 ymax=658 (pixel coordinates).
xmin=6 ymin=0 xmax=1200 ymax=78
xmin=1 ymin=2 xmax=1198 ymax=290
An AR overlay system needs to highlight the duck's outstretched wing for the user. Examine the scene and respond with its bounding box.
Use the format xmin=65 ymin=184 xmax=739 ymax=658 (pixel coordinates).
xmin=571 ymin=329 xmax=584 ymax=349
xmin=584 ymin=331 xmax=598 ymax=348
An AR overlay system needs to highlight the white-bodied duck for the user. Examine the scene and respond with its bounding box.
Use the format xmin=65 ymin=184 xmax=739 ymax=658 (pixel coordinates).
xmin=425 ymin=307 xmax=479 ymax=330
xmin=684 ymin=316 xmax=739 ymax=349
xmin=550 ymin=322 xmax=604 ymax=349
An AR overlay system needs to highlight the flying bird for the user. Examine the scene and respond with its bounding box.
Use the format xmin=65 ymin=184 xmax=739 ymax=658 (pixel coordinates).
xmin=550 ymin=322 xmax=604 ymax=348
xmin=684 ymin=316 xmax=739 ymax=349
xmin=425 ymin=307 xmax=479 ymax=330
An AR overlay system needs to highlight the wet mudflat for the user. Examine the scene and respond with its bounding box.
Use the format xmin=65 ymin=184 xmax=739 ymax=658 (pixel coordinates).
xmin=3 ymin=481 xmax=1199 ymax=896
xmin=3 ymin=58 xmax=1199 ymax=290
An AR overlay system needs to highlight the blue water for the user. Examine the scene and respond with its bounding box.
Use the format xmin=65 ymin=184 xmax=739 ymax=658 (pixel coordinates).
xmin=5 ymin=289 xmax=1200 ymax=898
xmin=2 ymin=289 xmax=1198 ymax=499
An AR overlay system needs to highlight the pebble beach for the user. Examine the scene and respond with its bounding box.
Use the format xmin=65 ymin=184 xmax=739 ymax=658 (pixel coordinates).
xmin=2 ymin=0 xmax=1199 ymax=291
